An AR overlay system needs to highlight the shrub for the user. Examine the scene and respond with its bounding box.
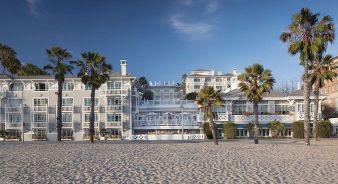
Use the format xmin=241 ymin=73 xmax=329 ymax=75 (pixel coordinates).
xmin=246 ymin=122 xmax=254 ymax=138
xmin=0 ymin=129 xmax=7 ymax=138
xmin=202 ymin=123 xmax=213 ymax=139
xmin=99 ymin=128 xmax=107 ymax=137
xmin=292 ymin=121 xmax=304 ymax=138
xmin=317 ymin=121 xmax=332 ymax=138
xmin=185 ymin=92 xmax=198 ymax=100
xmin=223 ymin=122 xmax=237 ymax=139
xmin=269 ymin=120 xmax=285 ymax=138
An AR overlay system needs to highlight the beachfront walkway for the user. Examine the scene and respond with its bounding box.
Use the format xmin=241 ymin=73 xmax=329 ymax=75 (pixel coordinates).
xmin=1 ymin=139 xmax=338 ymax=183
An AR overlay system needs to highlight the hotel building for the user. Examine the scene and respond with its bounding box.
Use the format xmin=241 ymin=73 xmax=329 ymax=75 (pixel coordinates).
xmin=0 ymin=61 xmax=330 ymax=141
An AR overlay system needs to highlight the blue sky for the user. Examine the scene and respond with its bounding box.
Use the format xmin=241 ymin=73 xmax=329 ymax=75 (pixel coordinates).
xmin=0 ymin=0 xmax=338 ymax=88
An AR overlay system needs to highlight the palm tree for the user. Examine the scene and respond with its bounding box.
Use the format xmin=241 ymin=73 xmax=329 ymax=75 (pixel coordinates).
xmin=237 ymin=64 xmax=275 ymax=144
xmin=77 ymin=52 xmax=112 ymax=143
xmin=43 ymin=47 xmax=74 ymax=142
xmin=309 ymin=54 xmax=337 ymax=140
xmin=20 ymin=63 xmax=49 ymax=76
xmin=195 ymin=86 xmax=224 ymax=145
xmin=280 ymin=8 xmax=335 ymax=145
xmin=0 ymin=43 xmax=18 ymax=75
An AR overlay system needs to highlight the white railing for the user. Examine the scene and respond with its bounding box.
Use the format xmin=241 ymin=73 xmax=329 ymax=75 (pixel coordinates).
xmin=82 ymin=106 xmax=99 ymax=112
xmin=104 ymin=89 xmax=122 ymax=95
xmin=132 ymin=134 xmax=205 ymax=140
xmin=295 ymin=112 xmax=316 ymax=120
xmin=32 ymin=122 xmax=48 ymax=128
xmin=62 ymin=122 xmax=73 ymax=128
xmin=230 ymin=114 xmax=294 ymax=122
xmin=140 ymin=99 xmax=194 ymax=105
xmin=214 ymin=113 xmax=229 ymax=121
xmin=82 ymin=122 xmax=99 ymax=128
xmin=133 ymin=120 xmax=200 ymax=127
xmin=61 ymin=106 xmax=73 ymax=112
xmin=32 ymin=106 xmax=48 ymax=112
xmin=106 ymin=122 xmax=122 ymax=128
xmin=5 ymin=122 xmax=22 ymax=129
xmin=106 ymin=105 xmax=122 ymax=111
xmin=6 ymin=107 xmax=22 ymax=113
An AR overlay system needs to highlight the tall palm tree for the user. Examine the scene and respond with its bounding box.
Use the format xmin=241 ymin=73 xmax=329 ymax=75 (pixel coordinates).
xmin=43 ymin=47 xmax=74 ymax=142
xmin=309 ymin=54 xmax=337 ymax=140
xmin=0 ymin=43 xmax=18 ymax=75
xmin=77 ymin=52 xmax=112 ymax=143
xmin=237 ymin=64 xmax=275 ymax=144
xmin=195 ymin=86 xmax=224 ymax=145
xmin=280 ymin=8 xmax=335 ymax=145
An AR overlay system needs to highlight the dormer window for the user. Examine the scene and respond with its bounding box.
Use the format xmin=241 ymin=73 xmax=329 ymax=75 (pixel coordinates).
xmin=34 ymin=83 xmax=48 ymax=91
xmin=9 ymin=83 xmax=23 ymax=91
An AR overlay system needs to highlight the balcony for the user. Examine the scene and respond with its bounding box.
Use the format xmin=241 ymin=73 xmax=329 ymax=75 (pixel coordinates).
xmin=61 ymin=106 xmax=73 ymax=112
xmin=62 ymin=122 xmax=73 ymax=128
xmin=6 ymin=107 xmax=22 ymax=113
xmin=32 ymin=122 xmax=48 ymax=128
xmin=230 ymin=114 xmax=294 ymax=122
xmin=104 ymin=89 xmax=122 ymax=95
xmin=82 ymin=106 xmax=99 ymax=112
xmin=5 ymin=122 xmax=22 ymax=129
xmin=106 ymin=105 xmax=122 ymax=111
xmin=32 ymin=106 xmax=48 ymax=112
xmin=82 ymin=122 xmax=99 ymax=128
xmin=133 ymin=120 xmax=200 ymax=127
xmin=106 ymin=122 xmax=122 ymax=128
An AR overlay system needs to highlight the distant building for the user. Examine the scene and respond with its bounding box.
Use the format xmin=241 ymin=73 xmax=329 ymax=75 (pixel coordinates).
xmin=184 ymin=69 xmax=240 ymax=94
xmin=321 ymin=56 xmax=338 ymax=115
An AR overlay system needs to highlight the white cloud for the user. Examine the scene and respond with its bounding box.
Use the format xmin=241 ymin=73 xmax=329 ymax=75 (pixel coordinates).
xmin=169 ymin=15 xmax=213 ymax=40
xmin=205 ymin=0 xmax=219 ymax=14
xmin=24 ymin=0 xmax=42 ymax=18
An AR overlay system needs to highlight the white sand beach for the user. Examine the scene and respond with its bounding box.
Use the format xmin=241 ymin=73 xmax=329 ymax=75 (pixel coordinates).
xmin=1 ymin=139 xmax=338 ymax=183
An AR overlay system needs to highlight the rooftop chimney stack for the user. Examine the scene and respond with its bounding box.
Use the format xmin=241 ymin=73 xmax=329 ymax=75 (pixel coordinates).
xmin=120 ymin=59 xmax=127 ymax=76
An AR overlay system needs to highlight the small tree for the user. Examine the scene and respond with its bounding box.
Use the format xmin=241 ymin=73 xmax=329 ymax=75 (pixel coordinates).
xmin=223 ymin=122 xmax=237 ymax=139
xmin=202 ymin=123 xmax=213 ymax=139
xmin=317 ymin=121 xmax=332 ymax=138
xmin=269 ymin=120 xmax=285 ymax=138
xmin=292 ymin=121 xmax=304 ymax=138
xmin=142 ymin=90 xmax=154 ymax=100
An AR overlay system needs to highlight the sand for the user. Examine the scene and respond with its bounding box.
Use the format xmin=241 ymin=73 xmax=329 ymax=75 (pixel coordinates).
xmin=0 ymin=139 xmax=338 ymax=184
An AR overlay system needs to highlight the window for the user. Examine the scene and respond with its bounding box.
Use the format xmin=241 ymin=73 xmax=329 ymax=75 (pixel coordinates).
xmin=193 ymin=78 xmax=200 ymax=82
xmin=84 ymin=113 xmax=98 ymax=122
xmin=258 ymin=101 xmax=269 ymax=115
xmin=107 ymin=81 xmax=122 ymax=90
xmin=84 ymin=84 xmax=92 ymax=90
xmin=298 ymin=103 xmax=315 ymax=113
xmin=84 ymin=98 xmax=99 ymax=106
xmin=194 ymin=85 xmax=200 ymax=90
xmin=233 ymin=101 xmax=247 ymax=115
xmin=275 ymin=101 xmax=289 ymax=114
xmin=107 ymin=114 xmax=121 ymax=122
xmin=33 ymin=99 xmax=48 ymax=106
xmin=63 ymin=83 xmax=75 ymax=91
xmin=34 ymin=83 xmax=48 ymax=91
xmin=8 ymin=114 xmax=21 ymax=123
xmin=33 ymin=113 xmax=47 ymax=122
xmin=9 ymin=83 xmax=23 ymax=91
xmin=62 ymin=113 xmax=72 ymax=122
xmin=216 ymin=78 xmax=222 ymax=82
xmin=205 ymin=78 xmax=211 ymax=82
xmin=8 ymin=99 xmax=22 ymax=107
xmin=62 ymin=98 xmax=73 ymax=106
xmin=216 ymin=86 xmax=222 ymax=90
xmin=107 ymin=97 xmax=121 ymax=106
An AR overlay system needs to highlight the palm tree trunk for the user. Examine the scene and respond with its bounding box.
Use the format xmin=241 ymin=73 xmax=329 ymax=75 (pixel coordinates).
xmin=209 ymin=120 xmax=218 ymax=145
xmin=253 ymin=102 xmax=259 ymax=144
xmin=90 ymin=86 xmax=96 ymax=143
xmin=312 ymin=79 xmax=320 ymax=141
xmin=303 ymin=60 xmax=311 ymax=146
xmin=57 ymin=80 xmax=63 ymax=142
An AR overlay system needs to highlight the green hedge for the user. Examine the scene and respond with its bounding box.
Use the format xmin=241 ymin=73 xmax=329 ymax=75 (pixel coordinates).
xmin=292 ymin=121 xmax=304 ymax=138
xmin=202 ymin=123 xmax=213 ymax=139
xmin=223 ymin=122 xmax=237 ymax=139
xmin=317 ymin=121 xmax=332 ymax=138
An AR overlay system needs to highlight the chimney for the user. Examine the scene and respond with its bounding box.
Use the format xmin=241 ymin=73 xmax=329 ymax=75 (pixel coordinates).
xmin=120 ymin=59 xmax=127 ymax=76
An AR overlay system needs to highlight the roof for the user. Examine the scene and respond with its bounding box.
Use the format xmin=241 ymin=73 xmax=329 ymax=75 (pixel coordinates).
xmin=0 ymin=72 xmax=135 ymax=80
xmin=222 ymin=89 xmax=320 ymax=99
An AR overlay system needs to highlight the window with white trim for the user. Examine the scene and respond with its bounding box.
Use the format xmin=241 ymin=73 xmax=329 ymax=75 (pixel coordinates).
xmin=84 ymin=113 xmax=98 ymax=122
xmin=62 ymin=113 xmax=72 ymax=122
xmin=84 ymin=98 xmax=99 ymax=106
xmin=62 ymin=98 xmax=73 ymax=106
xmin=63 ymin=82 xmax=75 ymax=91
xmin=107 ymin=113 xmax=121 ymax=122
xmin=8 ymin=114 xmax=21 ymax=123
xmin=33 ymin=113 xmax=47 ymax=122
xmin=33 ymin=99 xmax=48 ymax=106
xmin=34 ymin=83 xmax=48 ymax=91
xmin=9 ymin=83 xmax=23 ymax=91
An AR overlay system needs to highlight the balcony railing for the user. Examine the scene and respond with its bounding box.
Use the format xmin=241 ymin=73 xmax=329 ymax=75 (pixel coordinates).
xmin=140 ymin=99 xmax=194 ymax=105
xmin=106 ymin=122 xmax=122 ymax=128
xmin=133 ymin=120 xmax=200 ymax=127
xmin=82 ymin=106 xmax=99 ymax=112
xmin=6 ymin=107 xmax=22 ymax=113
xmin=5 ymin=122 xmax=22 ymax=129
xmin=106 ymin=105 xmax=122 ymax=111
xmin=104 ymin=89 xmax=122 ymax=95
xmin=62 ymin=122 xmax=73 ymax=128
xmin=32 ymin=122 xmax=48 ymax=128
xmin=230 ymin=114 xmax=294 ymax=122
xmin=82 ymin=122 xmax=99 ymax=128
xmin=61 ymin=106 xmax=73 ymax=112
xmin=32 ymin=106 xmax=48 ymax=112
